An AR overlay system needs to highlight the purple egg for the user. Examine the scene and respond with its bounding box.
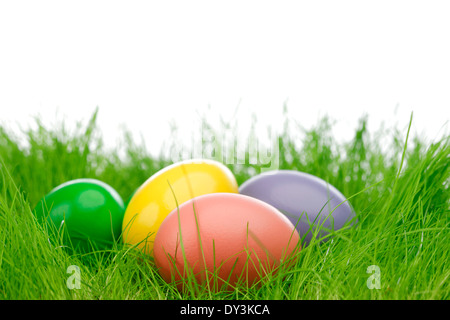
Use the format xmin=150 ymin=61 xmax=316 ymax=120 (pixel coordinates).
xmin=239 ymin=170 xmax=356 ymax=245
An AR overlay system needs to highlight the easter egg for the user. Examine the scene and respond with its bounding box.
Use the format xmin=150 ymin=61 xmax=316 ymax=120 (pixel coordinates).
xmin=33 ymin=179 xmax=125 ymax=253
xmin=239 ymin=170 xmax=355 ymax=245
xmin=122 ymin=159 xmax=239 ymax=256
xmin=153 ymin=193 xmax=300 ymax=290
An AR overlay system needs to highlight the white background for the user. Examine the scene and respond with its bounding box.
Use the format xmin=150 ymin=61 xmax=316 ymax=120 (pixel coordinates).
xmin=1 ymin=1 xmax=449 ymax=155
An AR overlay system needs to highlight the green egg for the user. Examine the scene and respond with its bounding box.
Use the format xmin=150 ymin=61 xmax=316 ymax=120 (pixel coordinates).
xmin=34 ymin=178 xmax=125 ymax=254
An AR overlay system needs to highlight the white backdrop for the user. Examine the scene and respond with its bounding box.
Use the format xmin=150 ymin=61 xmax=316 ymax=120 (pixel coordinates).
xmin=1 ymin=1 xmax=449 ymax=155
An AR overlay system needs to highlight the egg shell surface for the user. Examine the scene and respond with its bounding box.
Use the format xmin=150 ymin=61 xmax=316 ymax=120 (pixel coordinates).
xmin=122 ymin=159 xmax=239 ymax=256
xmin=153 ymin=193 xmax=300 ymax=290
xmin=33 ymin=178 xmax=125 ymax=253
xmin=239 ymin=170 xmax=356 ymax=245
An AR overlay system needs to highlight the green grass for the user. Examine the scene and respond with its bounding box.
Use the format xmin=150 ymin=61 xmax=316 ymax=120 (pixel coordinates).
xmin=0 ymin=108 xmax=448 ymax=300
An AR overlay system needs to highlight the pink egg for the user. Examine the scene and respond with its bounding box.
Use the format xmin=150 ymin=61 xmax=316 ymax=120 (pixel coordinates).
xmin=153 ymin=193 xmax=300 ymax=290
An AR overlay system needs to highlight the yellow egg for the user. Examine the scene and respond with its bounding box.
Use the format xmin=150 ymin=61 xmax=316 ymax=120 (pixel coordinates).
xmin=122 ymin=159 xmax=239 ymax=256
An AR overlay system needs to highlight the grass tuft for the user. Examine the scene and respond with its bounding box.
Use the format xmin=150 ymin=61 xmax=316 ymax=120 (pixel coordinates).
xmin=0 ymin=109 xmax=448 ymax=300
